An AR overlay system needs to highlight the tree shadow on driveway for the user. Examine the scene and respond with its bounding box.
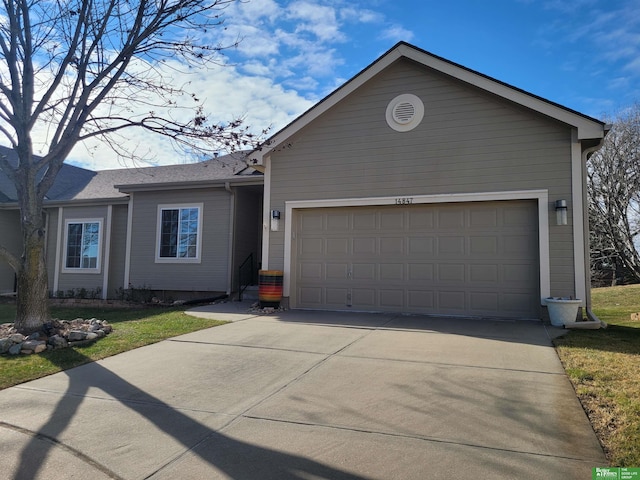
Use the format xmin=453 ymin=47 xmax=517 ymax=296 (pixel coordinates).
xmin=12 ymin=348 xmax=368 ymax=480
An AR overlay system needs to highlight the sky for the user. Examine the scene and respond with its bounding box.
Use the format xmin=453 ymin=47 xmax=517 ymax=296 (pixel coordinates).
xmin=64 ymin=0 xmax=640 ymax=170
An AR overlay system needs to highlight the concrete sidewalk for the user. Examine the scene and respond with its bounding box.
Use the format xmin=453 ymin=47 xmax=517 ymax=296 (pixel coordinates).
xmin=0 ymin=306 xmax=606 ymax=479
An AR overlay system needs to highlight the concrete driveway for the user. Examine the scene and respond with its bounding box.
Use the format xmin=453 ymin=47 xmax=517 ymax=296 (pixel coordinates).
xmin=0 ymin=305 xmax=605 ymax=479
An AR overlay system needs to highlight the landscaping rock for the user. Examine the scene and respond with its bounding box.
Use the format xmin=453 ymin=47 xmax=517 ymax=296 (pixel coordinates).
xmin=21 ymin=340 xmax=46 ymax=353
xmin=68 ymin=330 xmax=86 ymax=341
xmin=9 ymin=333 xmax=25 ymax=343
xmin=0 ymin=337 xmax=13 ymax=354
xmin=0 ymin=318 xmax=112 ymax=356
xmin=48 ymin=335 xmax=68 ymax=349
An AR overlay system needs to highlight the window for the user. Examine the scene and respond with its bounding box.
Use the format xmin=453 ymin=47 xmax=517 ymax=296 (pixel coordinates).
xmin=64 ymin=220 xmax=102 ymax=271
xmin=156 ymin=204 xmax=202 ymax=262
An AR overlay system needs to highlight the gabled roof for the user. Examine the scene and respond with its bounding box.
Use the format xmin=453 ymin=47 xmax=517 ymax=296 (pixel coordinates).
xmin=249 ymin=41 xmax=607 ymax=165
xmin=0 ymin=146 xmax=261 ymax=206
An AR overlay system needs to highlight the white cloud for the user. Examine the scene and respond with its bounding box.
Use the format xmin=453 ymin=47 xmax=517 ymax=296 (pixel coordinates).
xmin=66 ymin=62 xmax=315 ymax=170
xmin=381 ymin=24 xmax=415 ymax=43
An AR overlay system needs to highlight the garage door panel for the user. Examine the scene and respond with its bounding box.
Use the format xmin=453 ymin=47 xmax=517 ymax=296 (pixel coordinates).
xmin=504 ymin=235 xmax=535 ymax=254
xmin=438 ymin=209 xmax=465 ymax=229
xmin=294 ymin=201 xmax=539 ymax=319
xmin=353 ymin=263 xmax=375 ymax=280
xmin=301 ymin=237 xmax=323 ymax=254
xmin=352 ymin=289 xmax=375 ymax=307
xmin=380 ymin=289 xmax=404 ymax=308
xmin=438 ymin=291 xmax=466 ymax=310
xmin=438 ymin=236 xmax=465 ymax=255
xmin=408 ymin=210 xmax=434 ymax=228
xmin=409 ymin=264 xmax=434 ymax=281
xmin=300 ymin=262 xmax=323 ymax=280
xmin=301 ymin=212 xmax=324 ymax=230
xmin=469 ymin=236 xmax=498 ymax=255
xmin=353 ymin=237 xmax=376 ymax=255
xmin=380 ymin=211 xmax=404 ymax=229
xmin=408 ymin=290 xmax=435 ymax=308
xmin=470 ymin=208 xmax=498 ymax=227
xmin=327 ymin=238 xmax=349 ymax=254
xmin=326 ymin=263 xmax=348 ymax=280
xmin=503 ymin=264 xmax=535 ymax=284
xmin=470 ymin=292 xmax=499 ymax=311
xmin=326 ymin=288 xmax=348 ymax=305
xmin=408 ymin=237 xmax=434 ymax=254
xmin=469 ymin=264 xmax=499 ymax=283
xmin=299 ymin=287 xmax=323 ymax=305
xmin=380 ymin=264 xmax=404 ymax=281
xmin=380 ymin=237 xmax=404 ymax=254
xmin=354 ymin=212 xmax=376 ymax=230
xmin=327 ymin=212 xmax=349 ymax=229
xmin=438 ymin=264 xmax=466 ymax=282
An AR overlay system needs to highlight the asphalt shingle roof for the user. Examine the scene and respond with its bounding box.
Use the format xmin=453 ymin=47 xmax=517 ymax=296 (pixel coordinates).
xmin=0 ymin=146 xmax=257 ymax=204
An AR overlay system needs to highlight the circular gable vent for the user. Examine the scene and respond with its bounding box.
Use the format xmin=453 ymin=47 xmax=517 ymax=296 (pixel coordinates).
xmin=386 ymin=94 xmax=424 ymax=132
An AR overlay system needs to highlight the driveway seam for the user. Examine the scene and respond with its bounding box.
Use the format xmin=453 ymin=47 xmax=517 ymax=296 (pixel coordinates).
xmin=238 ymin=416 xmax=603 ymax=464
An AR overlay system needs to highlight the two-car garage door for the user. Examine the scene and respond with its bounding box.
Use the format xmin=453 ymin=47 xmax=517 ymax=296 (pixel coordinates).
xmin=293 ymin=200 xmax=540 ymax=319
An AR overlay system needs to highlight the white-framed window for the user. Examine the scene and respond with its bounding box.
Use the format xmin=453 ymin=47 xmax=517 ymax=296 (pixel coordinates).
xmin=63 ymin=219 xmax=102 ymax=273
xmin=156 ymin=203 xmax=203 ymax=263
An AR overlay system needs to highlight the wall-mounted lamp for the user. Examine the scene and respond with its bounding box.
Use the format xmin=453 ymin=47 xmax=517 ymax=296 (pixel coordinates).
xmin=271 ymin=210 xmax=281 ymax=232
xmin=555 ymin=200 xmax=568 ymax=226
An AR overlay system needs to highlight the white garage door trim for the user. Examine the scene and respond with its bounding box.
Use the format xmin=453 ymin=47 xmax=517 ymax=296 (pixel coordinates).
xmin=282 ymin=190 xmax=550 ymax=304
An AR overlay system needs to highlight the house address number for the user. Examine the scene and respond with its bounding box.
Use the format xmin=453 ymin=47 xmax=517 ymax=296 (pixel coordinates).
xmin=395 ymin=197 xmax=414 ymax=205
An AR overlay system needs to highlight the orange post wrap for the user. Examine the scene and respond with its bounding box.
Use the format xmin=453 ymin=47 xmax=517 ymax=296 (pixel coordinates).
xmin=258 ymin=270 xmax=283 ymax=308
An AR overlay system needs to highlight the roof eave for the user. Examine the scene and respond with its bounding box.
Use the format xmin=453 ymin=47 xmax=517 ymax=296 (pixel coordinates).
xmin=247 ymin=42 xmax=606 ymax=166
xmin=116 ymin=175 xmax=263 ymax=193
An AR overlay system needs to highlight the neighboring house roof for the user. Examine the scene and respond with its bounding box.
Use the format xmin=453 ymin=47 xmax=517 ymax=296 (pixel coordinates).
xmin=249 ymin=41 xmax=607 ymax=165
xmin=0 ymin=145 xmax=97 ymax=203
xmin=0 ymin=146 xmax=260 ymax=205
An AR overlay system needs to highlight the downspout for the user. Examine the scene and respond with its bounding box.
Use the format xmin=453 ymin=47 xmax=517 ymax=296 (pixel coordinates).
xmin=582 ymin=134 xmax=609 ymax=327
xmin=225 ymin=182 xmax=235 ymax=296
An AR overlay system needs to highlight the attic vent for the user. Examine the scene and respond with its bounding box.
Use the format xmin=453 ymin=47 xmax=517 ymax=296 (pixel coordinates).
xmin=393 ymin=102 xmax=415 ymax=124
xmin=386 ymin=94 xmax=424 ymax=132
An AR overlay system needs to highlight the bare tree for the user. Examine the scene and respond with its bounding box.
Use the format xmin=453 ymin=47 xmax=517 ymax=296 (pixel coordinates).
xmin=588 ymin=103 xmax=640 ymax=285
xmin=0 ymin=0 xmax=261 ymax=332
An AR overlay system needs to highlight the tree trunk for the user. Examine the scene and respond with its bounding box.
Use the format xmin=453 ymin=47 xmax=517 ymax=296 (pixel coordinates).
xmin=15 ymin=222 xmax=51 ymax=333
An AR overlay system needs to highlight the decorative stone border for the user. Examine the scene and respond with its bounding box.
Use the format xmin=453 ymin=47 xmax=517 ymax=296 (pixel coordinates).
xmin=0 ymin=318 xmax=112 ymax=356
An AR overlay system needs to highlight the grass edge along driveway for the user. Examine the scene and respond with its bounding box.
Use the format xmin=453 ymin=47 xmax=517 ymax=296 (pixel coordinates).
xmin=0 ymin=305 xmax=226 ymax=390
xmin=554 ymin=284 xmax=640 ymax=467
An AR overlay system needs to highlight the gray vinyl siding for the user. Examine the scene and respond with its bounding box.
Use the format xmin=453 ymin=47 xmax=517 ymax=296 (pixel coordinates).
xmin=107 ymin=204 xmax=129 ymax=297
xmin=268 ymin=58 xmax=576 ymax=297
xmin=0 ymin=209 xmax=20 ymax=293
xmin=128 ymin=188 xmax=231 ymax=292
xmin=56 ymin=205 xmax=109 ymax=296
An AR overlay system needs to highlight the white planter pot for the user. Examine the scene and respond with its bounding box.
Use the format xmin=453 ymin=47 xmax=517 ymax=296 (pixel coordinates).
xmin=546 ymin=298 xmax=581 ymax=327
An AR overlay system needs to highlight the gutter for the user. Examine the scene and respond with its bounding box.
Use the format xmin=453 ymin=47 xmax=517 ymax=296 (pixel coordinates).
xmin=581 ymin=130 xmax=610 ymax=329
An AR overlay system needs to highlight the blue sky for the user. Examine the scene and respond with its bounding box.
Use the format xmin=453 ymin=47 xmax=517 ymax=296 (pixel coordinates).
xmin=68 ymin=0 xmax=640 ymax=169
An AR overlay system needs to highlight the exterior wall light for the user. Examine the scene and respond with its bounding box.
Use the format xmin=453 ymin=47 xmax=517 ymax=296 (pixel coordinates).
xmin=271 ymin=210 xmax=281 ymax=232
xmin=555 ymin=200 xmax=568 ymax=226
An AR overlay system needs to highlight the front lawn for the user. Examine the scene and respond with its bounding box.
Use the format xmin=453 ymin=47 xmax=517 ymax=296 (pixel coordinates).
xmin=0 ymin=304 xmax=226 ymax=390
xmin=554 ymin=284 xmax=640 ymax=467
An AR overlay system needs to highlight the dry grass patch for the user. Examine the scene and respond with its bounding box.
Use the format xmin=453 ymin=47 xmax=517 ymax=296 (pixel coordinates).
xmin=554 ymin=284 xmax=640 ymax=467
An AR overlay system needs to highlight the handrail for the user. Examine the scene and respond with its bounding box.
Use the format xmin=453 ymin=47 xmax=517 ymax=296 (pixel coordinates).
xmin=237 ymin=253 xmax=254 ymax=301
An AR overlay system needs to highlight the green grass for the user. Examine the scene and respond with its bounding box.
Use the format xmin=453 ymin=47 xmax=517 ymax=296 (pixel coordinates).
xmin=0 ymin=304 xmax=226 ymax=390
xmin=554 ymin=284 xmax=640 ymax=467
